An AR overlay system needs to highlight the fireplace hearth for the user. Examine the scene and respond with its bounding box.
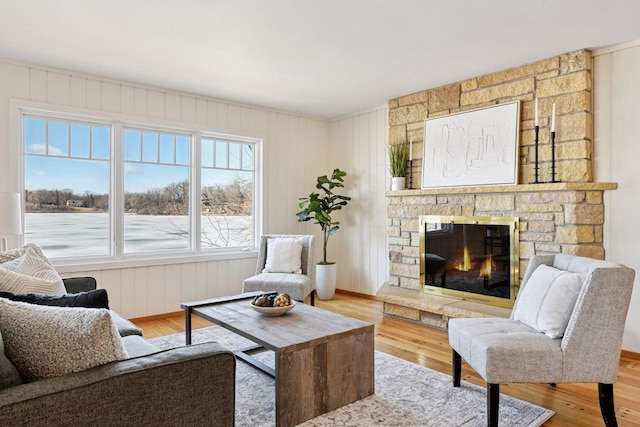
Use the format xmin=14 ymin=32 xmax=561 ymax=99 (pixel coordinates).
xmin=420 ymin=215 xmax=519 ymax=308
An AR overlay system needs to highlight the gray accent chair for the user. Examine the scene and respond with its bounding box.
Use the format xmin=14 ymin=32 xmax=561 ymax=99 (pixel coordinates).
xmin=242 ymin=234 xmax=316 ymax=305
xmin=448 ymin=254 xmax=635 ymax=427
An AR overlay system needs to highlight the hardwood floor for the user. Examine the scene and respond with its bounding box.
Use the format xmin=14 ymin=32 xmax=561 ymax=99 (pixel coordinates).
xmin=133 ymin=292 xmax=640 ymax=426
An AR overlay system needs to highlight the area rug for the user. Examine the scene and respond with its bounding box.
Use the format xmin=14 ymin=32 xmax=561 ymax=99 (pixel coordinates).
xmin=149 ymin=326 xmax=554 ymax=426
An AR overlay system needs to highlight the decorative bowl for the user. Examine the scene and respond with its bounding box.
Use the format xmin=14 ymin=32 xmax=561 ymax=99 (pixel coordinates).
xmin=250 ymin=299 xmax=296 ymax=316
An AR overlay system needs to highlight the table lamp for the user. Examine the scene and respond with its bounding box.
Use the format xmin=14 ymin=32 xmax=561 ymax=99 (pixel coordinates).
xmin=0 ymin=193 xmax=22 ymax=252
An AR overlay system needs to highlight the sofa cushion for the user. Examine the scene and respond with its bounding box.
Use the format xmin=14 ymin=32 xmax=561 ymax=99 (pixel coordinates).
xmin=0 ymin=332 xmax=23 ymax=390
xmin=0 ymin=289 xmax=109 ymax=309
xmin=110 ymin=311 xmax=144 ymax=337
xmin=121 ymin=335 xmax=161 ymax=358
xmin=513 ymin=264 xmax=584 ymax=338
xmin=0 ymin=298 xmax=128 ymax=382
xmin=0 ymin=244 xmax=66 ymax=295
xmin=263 ymin=237 xmax=303 ymax=274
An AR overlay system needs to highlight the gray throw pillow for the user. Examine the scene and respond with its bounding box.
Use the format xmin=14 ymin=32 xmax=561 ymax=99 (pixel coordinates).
xmin=0 ymin=332 xmax=23 ymax=389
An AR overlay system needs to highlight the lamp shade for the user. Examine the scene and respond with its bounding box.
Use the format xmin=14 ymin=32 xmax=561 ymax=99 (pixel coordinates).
xmin=0 ymin=193 xmax=22 ymax=235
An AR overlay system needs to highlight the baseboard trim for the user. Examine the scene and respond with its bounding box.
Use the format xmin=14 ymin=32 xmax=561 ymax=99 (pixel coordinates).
xmin=130 ymin=311 xmax=183 ymax=323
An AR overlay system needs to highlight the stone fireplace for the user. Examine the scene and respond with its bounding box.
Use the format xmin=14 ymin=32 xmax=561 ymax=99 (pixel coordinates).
xmin=378 ymin=48 xmax=618 ymax=329
xmin=380 ymin=182 xmax=616 ymax=328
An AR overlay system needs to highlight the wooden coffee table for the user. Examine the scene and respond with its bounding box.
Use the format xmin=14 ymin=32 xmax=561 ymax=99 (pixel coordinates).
xmin=181 ymin=292 xmax=374 ymax=427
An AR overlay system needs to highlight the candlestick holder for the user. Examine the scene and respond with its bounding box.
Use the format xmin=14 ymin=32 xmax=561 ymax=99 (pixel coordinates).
xmin=408 ymin=159 xmax=413 ymax=189
xmin=547 ymin=131 xmax=560 ymax=183
xmin=529 ymin=125 xmax=540 ymax=184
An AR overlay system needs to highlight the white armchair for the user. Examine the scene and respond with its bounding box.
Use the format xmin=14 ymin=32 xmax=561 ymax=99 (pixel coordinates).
xmin=448 ymin=253 xmax=635 ymax=427
xmin=242 ymin=234 xmax=316 ymax=305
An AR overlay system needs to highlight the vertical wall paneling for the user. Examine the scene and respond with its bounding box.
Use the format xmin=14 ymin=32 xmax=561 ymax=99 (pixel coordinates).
xmin=178 ymin=263 xmax=198 ymax=304
xmin=195 ymin=262 xmax=209 ymax=301
xmin=326 ymin=107 xmax=388 ymax=295
xmin=206 ymin=259 xmax=220 ymax=297
xmin=101 ymin=81 xmax=121 ymax=113
xmin=120 ymin=85 xmax=135 ymax=116
xmin=216 ymin=102 xmax=229 ymax=128
xmin=195 ymin=98 xmax=208 ymax=125
xmin=147 ymin=265 xmax=168 ymax=313
xmin=593 ymin=45 xmax=640 ymax=352
xmin=28 ymin=68 xmax=47 ymax=102
xmin=163 ymin=264 xmax=183 ymax=313
xmin=85 ymin=79 xmax=102 ymax=110
xmin=46 ymin=72 xmax=70 ymax=105
xmin=0 ymin=59 xmax=393 ymax=320
xmin=180 ymin=96 xmax=197 ymax=124
xmin=147 ymin=90 xmax=165 ymax=119
xmin=117 ymin=268 xmax=135 ymax=319
xmin=133 ymin=267 xmax=150 ymax=318
xmin=69 ymin=76 xmax=87 ymax=108
xmin=134 ymin=87 xmax=148 ymax=117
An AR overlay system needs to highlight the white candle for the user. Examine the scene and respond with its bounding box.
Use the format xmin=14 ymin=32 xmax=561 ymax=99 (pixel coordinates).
xmin=534 ymin=98 xmax=539 ymax=126
xmin=409 ymin=138 xmax=413 ymax=161
xmin=551 ymin=103 xmax=556 ymax=132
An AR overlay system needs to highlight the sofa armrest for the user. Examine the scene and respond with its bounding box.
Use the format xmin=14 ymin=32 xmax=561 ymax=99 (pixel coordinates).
xmin=0 ymin=342 xmax=236 ymax=426
xmin=62 ymin=276 xmax=98 ymax=294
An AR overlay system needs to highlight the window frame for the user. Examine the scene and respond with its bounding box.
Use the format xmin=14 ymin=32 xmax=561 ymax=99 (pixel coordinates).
xmin=10 ymin=99 xmax=263 ymax=272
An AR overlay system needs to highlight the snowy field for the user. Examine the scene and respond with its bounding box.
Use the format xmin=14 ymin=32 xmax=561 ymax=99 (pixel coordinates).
xmin=25 ymin=212 xmax=252 ymax=257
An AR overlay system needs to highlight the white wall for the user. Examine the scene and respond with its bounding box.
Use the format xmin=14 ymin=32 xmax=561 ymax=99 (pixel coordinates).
xmin=594 ymin=42 xmax=640 ymax=353
xmin=0 ymin=60 xmax=330 ymax=318
xmin=328 ymin=107 xmax=389 ymax=296
xmin=5 ymin=47 xmax=633 ymax=353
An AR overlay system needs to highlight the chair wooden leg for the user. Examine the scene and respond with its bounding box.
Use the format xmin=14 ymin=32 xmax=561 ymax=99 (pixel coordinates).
xmin=488 ymin=383 xmax=499 ymax=427
xmin=599 ymin=383 xmax=618 ymax=427
xmin=310 ymin=290 xmax=315 ymax=306
xmin=452 ymin=350 xmax=461 ymax=387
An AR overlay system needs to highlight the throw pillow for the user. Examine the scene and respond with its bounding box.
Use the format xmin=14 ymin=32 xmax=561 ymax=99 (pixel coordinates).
xmin=0 ymin=298 xmax=128 ymax=382
xmin=262 ymin=238 xmax=303 ymax=274
xmin=0 ymin=332 xmax=23 ymax=390
xmin=0 ymin=243 xmax=66 ymax=295
xmin=0 ymin=289 xmax=109 ymax=309
xmin=513 ymin=264 xmax=584 ymax=338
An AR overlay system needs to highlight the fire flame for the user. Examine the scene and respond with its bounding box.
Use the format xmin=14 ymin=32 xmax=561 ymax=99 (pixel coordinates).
xmin=478 ymin=255 xmax=495 ymax=279
xmin=454 ymin=247 xmax=472 ymax=272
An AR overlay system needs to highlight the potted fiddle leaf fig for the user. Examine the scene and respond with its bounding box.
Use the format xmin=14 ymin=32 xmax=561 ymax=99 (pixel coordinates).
xmin=389 ymin=141 xmax=408 ymax=190
xmin=297 ymin=168 xmax=351 ymax=299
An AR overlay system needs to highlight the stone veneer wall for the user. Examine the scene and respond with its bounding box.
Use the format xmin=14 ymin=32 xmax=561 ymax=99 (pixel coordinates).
xmin=389 ymin=49 xmax=592 ymax=186
xmin=386 ymin=183 xmax=616 ymax=291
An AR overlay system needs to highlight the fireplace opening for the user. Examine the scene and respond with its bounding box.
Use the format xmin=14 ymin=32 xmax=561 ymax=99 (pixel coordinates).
xmin=419 ymin=215 xmax=519 ymax=308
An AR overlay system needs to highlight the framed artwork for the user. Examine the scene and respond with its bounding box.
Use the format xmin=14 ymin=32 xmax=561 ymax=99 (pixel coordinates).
xmin=421 ymin=101 xmax=520 ymax=188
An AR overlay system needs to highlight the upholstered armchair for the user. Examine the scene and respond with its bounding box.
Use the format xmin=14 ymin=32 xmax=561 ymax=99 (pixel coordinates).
xmin=242 ymin=234 xmax=316 ymax=305
xmin=448 ymin=253 xmax=635 ymax=427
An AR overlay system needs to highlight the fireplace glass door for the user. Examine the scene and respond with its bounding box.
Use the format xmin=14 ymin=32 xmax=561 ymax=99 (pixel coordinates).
xmin=419 ymin=215 xmax=519 ymax=308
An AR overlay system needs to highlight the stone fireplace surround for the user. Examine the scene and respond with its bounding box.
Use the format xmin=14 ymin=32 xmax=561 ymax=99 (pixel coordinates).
xmin=379 ymin=182 xmax=616 ymax=329
xmin=379 ymin=48 xmax=616 ymax=329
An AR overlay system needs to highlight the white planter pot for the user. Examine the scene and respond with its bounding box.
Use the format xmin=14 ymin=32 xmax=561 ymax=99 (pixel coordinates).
xmin=315 ymin=263 xmax=337 ymax=300
xmin=391 ymin=176 xmax=406 ymax=191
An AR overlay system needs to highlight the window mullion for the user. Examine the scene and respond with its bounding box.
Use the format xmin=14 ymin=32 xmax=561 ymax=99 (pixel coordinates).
xmin=113 ymin=122 xmax=124 ymax=259
xmin=193 ymin=132 xmax=202 ymax=253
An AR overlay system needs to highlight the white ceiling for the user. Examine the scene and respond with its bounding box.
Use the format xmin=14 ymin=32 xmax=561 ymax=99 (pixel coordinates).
xmin=1 ymin=0 xmax=640 ymax=119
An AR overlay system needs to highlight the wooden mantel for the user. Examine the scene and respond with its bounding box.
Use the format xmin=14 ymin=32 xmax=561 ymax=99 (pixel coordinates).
xmin=385 ymin=182 xmax=617 ymax=196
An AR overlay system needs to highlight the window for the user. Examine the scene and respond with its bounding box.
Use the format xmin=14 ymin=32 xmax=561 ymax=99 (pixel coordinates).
xmin=17 ymin=103 xmax=260 ymax=264
xmin=123 ymin=128 xmax=191 ymax=254
xmin=23 ymin=116 xmax=112 ymax=257
xmin=200 ymin=138 xmax=255 ymax=248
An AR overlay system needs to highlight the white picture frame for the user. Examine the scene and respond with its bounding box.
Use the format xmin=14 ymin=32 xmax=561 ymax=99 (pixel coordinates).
xmin=421 ymin=101 xmax=520 ymax=188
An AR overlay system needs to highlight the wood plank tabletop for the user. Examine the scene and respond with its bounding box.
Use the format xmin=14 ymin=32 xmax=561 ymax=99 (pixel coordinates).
xmin=186 ymin=293 xmax=373 ymax=354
